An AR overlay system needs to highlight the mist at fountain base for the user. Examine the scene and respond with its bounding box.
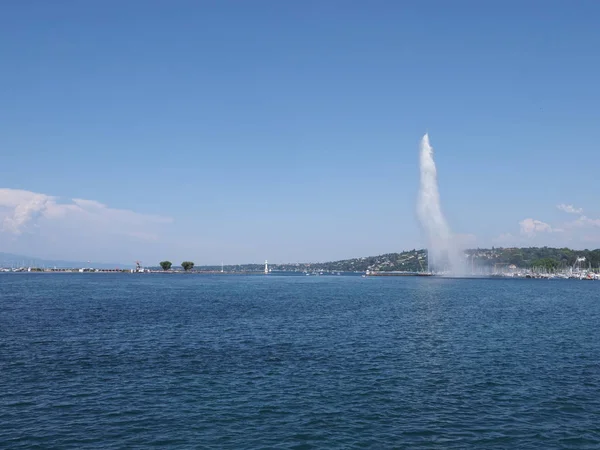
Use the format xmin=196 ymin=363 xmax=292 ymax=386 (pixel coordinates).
xmin=425 ymin=247 xmax=470 ymax=277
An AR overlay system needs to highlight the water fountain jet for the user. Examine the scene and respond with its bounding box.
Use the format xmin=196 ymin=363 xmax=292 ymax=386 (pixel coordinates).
xmin=416 ymin=134 xmax=467 ymax=276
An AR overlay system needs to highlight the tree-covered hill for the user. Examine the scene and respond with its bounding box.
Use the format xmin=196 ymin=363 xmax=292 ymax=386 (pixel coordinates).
xmin=466 ymin=247 xmax=600 ymax=270
xmin=185 ymin=247 xmax=600 ymax=273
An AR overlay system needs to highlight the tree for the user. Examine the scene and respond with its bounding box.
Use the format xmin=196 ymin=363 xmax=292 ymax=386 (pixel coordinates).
xmin=181 ymin=261 xmax=194 ymax=272
xmin=531 ymin=258 xmax=559 ymax=271
xmin=159 ymin=261 xmax=172 ymax=271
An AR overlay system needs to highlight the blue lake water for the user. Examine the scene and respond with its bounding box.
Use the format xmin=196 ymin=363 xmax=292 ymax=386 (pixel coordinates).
xmin=1 ymin=274 xmax=599 ymax=448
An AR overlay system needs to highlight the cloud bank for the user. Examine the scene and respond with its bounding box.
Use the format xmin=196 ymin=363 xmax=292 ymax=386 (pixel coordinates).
xmin=495 ymin=204 xmax=600 ymax=248
xmin=0 ymin=188 xmax=173 ymax=262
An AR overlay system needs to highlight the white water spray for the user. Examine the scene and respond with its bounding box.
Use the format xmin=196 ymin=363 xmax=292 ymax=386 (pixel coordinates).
xmin=417 ymin=134 xmax=466 ymax=275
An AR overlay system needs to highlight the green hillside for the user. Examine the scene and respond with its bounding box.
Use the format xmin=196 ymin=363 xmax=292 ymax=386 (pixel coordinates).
xmin=191 ymin=247 xmax=600 ymax=273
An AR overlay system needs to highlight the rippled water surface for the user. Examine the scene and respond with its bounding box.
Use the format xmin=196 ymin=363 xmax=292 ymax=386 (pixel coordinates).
xmin=1 ymin=274 xmax=600 ymax=448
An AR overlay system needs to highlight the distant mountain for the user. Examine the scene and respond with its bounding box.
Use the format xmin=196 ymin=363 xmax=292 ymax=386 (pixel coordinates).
xmin=0 ymin=252 xmax=133 ymax=269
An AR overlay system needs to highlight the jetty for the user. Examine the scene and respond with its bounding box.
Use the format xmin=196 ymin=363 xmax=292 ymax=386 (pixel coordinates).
xmin=365 ymin=270 xmax=433 ymax=277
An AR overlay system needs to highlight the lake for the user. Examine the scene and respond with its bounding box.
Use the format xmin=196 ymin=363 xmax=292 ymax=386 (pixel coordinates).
xmin=1 ymin=274 xmax=599 ymax=448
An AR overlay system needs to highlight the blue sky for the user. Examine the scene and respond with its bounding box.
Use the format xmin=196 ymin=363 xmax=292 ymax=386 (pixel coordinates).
xmin=2 ymin=1 xmax=600 ymax=265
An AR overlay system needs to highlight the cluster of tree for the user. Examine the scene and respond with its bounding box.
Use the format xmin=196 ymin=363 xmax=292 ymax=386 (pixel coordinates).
xmin=159 ymin=261 xmax=195 ymax=271
xmin=529 ymin=258 xmax=560 ymax=271
xmin=467 ymin=247 xmax=600 ymax=269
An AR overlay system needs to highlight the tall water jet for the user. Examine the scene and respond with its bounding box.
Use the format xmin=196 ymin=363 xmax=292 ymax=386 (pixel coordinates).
xmin=417 ymin=133 xmax=465 ymax=275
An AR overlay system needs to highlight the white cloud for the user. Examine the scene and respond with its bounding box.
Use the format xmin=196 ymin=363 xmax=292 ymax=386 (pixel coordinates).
xmin=0 ymin=188 xmax=173 ymax=261
xmin=0 ymin=188 xmax=172 ymax=237
xmin=519 ymin=218 xmax=554 ymax=237
xmin=495 ymin=203 xmax=600 ymax=249
xmin=69 ymin=197 xmax=172 ymax=236
xmin=557 ymin=204 xmax=584 ymax=214
xmin=0 ymin=189 xmax=54 ymax=235
xmin=568 ymin=215 xmax=600 ymax=229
